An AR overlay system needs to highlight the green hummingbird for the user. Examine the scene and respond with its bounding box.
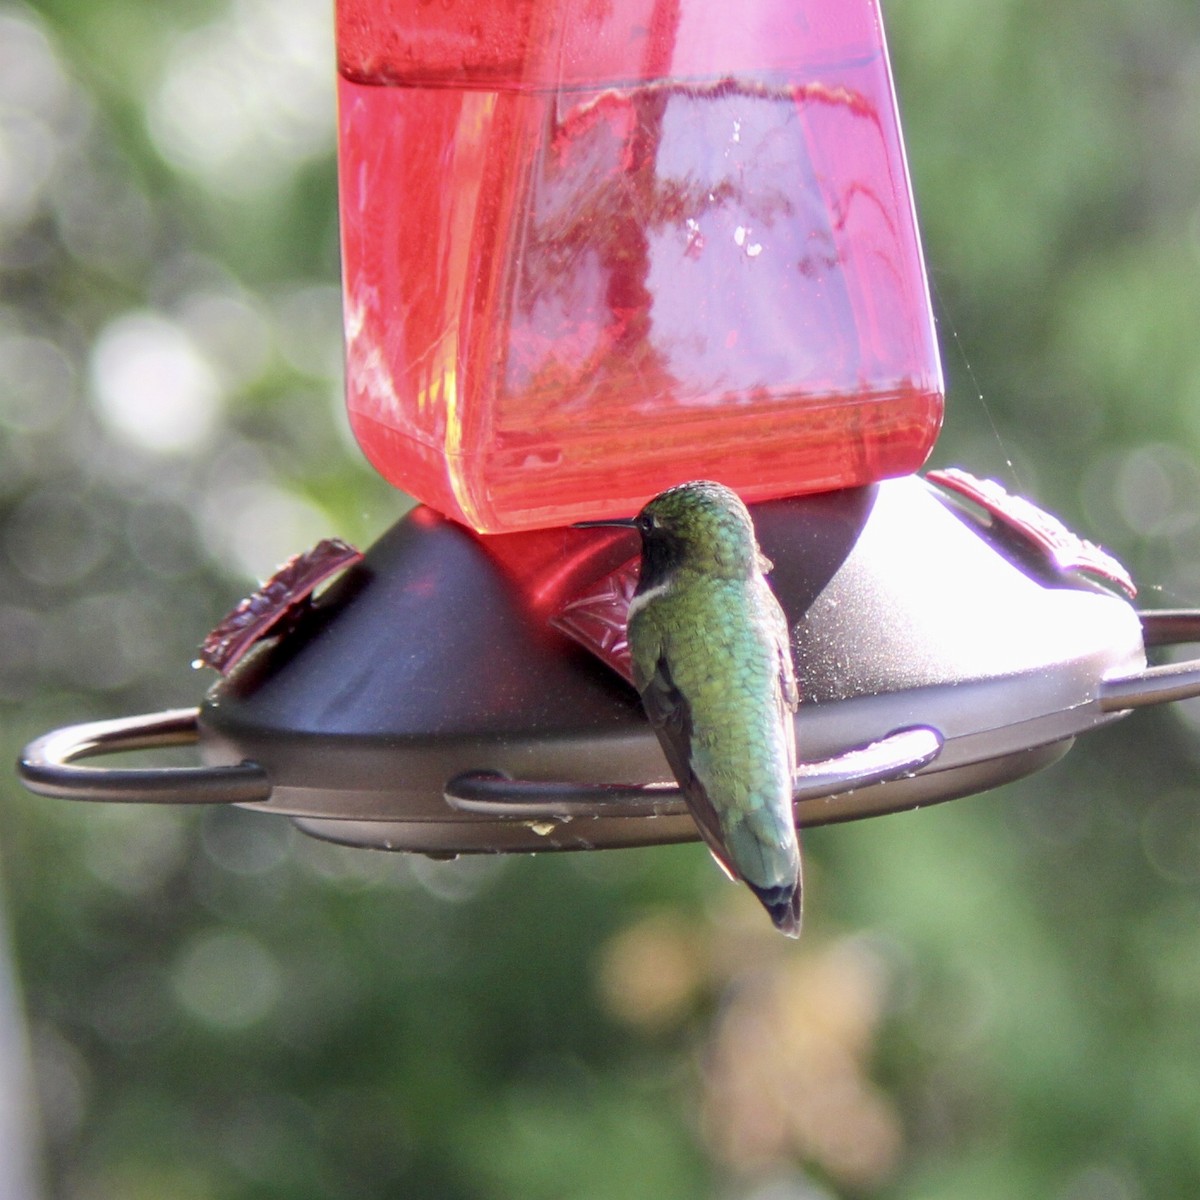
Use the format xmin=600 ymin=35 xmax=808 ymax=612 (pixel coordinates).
xmin=578 ymin=481 xmax=802 ymax=936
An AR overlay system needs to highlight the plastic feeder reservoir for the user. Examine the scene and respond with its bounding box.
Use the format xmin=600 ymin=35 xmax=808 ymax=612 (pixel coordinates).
xmin=336 ymin=0 xmax=944 ymax=532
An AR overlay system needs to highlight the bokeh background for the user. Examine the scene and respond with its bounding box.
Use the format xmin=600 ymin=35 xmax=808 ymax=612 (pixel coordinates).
xmin=3 ymin=0 xmax=1200 ymax=1197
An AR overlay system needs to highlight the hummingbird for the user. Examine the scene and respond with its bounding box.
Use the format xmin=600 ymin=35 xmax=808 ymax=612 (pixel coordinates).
xmin=578 ymin=481 xmax=802 ymax=936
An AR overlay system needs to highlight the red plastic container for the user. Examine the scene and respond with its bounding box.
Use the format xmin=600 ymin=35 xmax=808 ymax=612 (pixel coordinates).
xmin=337 ymin=0 xmax=943 ymax=533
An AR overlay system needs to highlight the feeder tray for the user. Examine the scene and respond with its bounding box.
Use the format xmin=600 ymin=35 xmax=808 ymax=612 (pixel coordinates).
xmin=19 ymin=474 xmax=1200 ymax=856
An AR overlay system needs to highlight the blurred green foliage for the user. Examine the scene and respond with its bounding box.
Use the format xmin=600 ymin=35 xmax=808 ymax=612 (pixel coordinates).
xmin=2 ymin=0 xmax=1200 ymax=1197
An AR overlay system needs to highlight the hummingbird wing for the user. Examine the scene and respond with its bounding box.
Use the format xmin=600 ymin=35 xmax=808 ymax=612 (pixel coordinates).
xmin=635 ymin=650 xmax=741 ymax=882
xmin=772 ymin=596 xmax=800 ymax=779
xmin=770 ymin=597 xmax=802 ymax=934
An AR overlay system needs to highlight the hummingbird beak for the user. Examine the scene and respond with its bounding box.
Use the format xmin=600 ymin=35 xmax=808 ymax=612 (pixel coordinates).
xmin=572 ymin=517 xmax=638 ymax=529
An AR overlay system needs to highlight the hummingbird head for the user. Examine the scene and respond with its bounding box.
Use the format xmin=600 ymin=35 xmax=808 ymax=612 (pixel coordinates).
xmin=635 ymin=480 xmax=768 ymax=584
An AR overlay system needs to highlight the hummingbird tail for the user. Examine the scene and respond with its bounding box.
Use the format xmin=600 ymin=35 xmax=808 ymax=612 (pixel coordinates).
xmin=748 ymin=880 xmax=802 ymax=939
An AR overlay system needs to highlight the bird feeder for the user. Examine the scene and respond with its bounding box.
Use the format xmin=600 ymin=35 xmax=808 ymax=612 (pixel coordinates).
xmin=19 ymin=0 xmax=1200 ymax=861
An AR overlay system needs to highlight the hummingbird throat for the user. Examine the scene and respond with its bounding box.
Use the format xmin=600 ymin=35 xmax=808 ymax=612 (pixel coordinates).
xmin=626 ymin=578 xmax=673 ymax=621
